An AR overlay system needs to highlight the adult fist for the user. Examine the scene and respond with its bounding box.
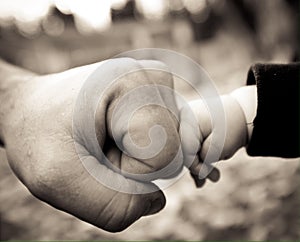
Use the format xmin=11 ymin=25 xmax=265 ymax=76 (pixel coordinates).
xmin=1 ymin=58 xmax=182 ymax=232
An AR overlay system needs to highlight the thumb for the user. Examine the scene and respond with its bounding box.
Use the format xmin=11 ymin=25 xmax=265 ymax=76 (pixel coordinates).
xmin=106 ymin=71 xmax=182 ymax=181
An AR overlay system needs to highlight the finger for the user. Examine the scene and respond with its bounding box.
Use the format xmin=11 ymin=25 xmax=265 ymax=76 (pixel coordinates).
xmin=179 ymin=103 xmax=202 ymax=168
xmin=190 ymin=165 xmax=220 ymax=186
xmin=31 ymin=144 xmax=166 ymax=232
xmin=179 ymin=99 xmax=221 ymax=187
xmin=207 ymin=167 xmax=221 ymax=182
xmin=190 ymin=171 xmax=206 ymax=188
xmin=105 ymin=125 xmax=183 ymax=181
xmin=199 ymin=96 xmax=248 ymax=161
xmin=138 ymin=60 xmax=180 ymax=155
xmin=189 ymin=155 xmax=220 ymax=183
xmin=137 ymin=60 xmax=178 ymax=116
xmin=120 ymin=104 xmax=182 ymax=179
xmin=105 ymin=141 xmax=182 ymax=181
xmin=137 ymin=60 xmax=174 ymax=89
xmin=199 ymin=131 xmax=236 ymax=162
xmin=103 ymin=62 xmax=182 ymax=181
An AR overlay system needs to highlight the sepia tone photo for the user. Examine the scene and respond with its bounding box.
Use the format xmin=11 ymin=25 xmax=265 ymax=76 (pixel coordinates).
xmin=0 ymin=0 xmax=299 ymax=240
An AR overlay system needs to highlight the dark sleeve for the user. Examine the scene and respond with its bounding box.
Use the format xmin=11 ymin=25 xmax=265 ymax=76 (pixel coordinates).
xmin=246 ymin=63 xmax=300 ymax=158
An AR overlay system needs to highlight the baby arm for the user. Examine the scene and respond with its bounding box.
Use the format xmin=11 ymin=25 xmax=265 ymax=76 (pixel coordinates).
xmin=180 ymin=85 xmax=257 ymax=185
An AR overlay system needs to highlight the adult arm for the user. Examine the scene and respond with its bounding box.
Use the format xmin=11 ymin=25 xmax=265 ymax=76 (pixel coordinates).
xmin=0 ymin=59 xmax=36 ymax=145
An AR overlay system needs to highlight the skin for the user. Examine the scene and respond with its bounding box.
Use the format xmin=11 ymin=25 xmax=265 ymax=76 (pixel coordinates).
xmin=180 ymin=85 xmax=258 ymax=186
xmin=0 ymin=58 xmax=182 ymax=232
xmin=0 ymin=57 xmax=257 ymax=231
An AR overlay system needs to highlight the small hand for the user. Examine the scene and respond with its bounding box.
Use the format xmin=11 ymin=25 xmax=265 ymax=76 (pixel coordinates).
xmin=180 ymin=94 xmax=248 ymax=187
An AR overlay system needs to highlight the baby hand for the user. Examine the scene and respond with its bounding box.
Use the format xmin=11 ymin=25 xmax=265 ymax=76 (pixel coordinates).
xmin=180 ymin=94 xmax=249 ymax=187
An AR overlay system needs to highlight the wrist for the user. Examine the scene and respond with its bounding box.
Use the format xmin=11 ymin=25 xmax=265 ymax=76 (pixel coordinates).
xmin=221 ymin=94 xmax=248 ymax=148
xmin=229 ymin=86 xmax=257 ymax=144
xmin=0 ymin=60 xmax=37 ymax=145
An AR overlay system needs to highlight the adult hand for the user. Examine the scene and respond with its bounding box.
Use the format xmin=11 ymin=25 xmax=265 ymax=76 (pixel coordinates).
xmin=0 ymin=58 xmax=182 ymax=231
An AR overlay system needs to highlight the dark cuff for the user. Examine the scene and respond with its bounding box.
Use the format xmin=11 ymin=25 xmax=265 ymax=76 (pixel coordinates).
xmin=246 ymin=63 xmax=300 ymax=158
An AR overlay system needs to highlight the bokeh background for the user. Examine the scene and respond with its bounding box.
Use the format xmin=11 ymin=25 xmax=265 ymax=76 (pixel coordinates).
xmin=0 ymin=0 xmax=299 ymax=240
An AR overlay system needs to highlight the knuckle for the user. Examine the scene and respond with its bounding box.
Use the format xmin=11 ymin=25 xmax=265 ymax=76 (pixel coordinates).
xmin=138 ymin=60 xmax=173 ymax=87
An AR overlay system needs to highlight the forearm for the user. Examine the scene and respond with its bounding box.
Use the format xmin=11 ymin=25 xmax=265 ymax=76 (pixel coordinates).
xmin=230 ymin=85 xmax=257 ymax=143
xmin=0 ymin=59 xmax=36 ymax=145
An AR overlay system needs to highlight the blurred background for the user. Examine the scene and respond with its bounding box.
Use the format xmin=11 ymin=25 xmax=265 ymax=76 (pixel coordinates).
xmin=0 ymin=0 xmax=299 ymax=240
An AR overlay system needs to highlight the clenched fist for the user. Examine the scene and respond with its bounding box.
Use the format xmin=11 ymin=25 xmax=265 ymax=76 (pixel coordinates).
xmin=0 ymin=58 xmax=182 ymax=232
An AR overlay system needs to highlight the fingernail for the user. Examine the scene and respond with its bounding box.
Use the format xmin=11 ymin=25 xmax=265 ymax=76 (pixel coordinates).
xmin=208 ymin=168 xmax=220 ymax=182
